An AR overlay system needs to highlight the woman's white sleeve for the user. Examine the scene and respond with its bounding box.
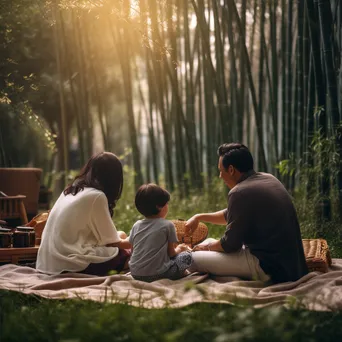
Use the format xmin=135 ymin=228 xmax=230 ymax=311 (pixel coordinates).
xmin=90 ymin=193 xmax=120 ymax=245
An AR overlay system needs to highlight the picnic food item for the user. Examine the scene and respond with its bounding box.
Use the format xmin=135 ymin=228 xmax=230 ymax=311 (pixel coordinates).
xmin=171 ymin=219 xmax=208 ymax=248
xmin=302 ymin=238 xmax=332 ymax=273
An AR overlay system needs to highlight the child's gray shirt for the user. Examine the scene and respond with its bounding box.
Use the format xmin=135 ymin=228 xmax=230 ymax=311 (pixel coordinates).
xmin=128 ymin=218 xmax=178 ymax=276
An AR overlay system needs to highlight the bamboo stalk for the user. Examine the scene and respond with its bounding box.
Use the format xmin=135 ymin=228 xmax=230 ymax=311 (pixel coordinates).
xmin=285 ymin=0 xmax=293 ymax=164
xmin=108 ymin=2 xmax=144 ymax=188
xmin=258 ymin=0 xmax=266 ymax=170
xmin=167 ymin=0 xmax=188 ymax=195
xmin=226 ymin=0 xmax=267 ymax=171
xmin=53 ymin=0 xmax=68 ymax=186
xmin=191 ymin=0 xmax=230 ymax=142
xmin=140 ymin=0 xmax=160 ymax=184
xmin=238 ymin=0 xmax=247 ymax=142
xmin=297 ymin=0 xmax=305 ymax=159
xmin=317 ymin=0 xmax=342 ymax=220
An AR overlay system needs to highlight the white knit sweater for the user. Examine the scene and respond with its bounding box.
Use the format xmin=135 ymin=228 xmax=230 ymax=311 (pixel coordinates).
xmin=36 ymin=187 xmax=120 ymax=274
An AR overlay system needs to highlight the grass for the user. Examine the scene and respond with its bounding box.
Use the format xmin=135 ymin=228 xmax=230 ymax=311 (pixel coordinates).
xmin=2 ymin=290 xmax=342 ymax=341
xmin=1 ymin=170 xmax=342 ymax=341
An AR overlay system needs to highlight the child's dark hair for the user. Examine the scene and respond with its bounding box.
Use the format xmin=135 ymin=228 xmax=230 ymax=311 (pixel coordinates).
xmin=135 ymin=183 xmax=170 ymax=217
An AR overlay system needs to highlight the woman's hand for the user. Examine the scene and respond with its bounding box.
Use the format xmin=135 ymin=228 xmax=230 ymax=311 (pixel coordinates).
xmin=118 ymin=238 xmax=131 ymax=249
xmin=118 ymin=231 xmax=127 ymax=239
xmin=106 ymin=237 xmax=131 ymax=249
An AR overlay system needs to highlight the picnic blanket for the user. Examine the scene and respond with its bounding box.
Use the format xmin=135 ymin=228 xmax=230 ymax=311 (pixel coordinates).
xmin=1 ymin=259 xmax=342 ymax=311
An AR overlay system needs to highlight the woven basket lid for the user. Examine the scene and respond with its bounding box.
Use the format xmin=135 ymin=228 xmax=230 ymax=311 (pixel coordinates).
xmin=171 ymin=219 xmax=208 ymax=247
xmin=302 ymin=238 xmax=332 ymax=272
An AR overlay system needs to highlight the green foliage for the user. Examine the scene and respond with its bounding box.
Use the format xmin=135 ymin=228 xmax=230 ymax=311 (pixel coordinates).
xmin=308 ymin=129 xmax=340 ymax=180
xmin=0 ymin=105 xmax=55 ymax=168
xmin=1 ymin=290 xmax=342 ymax=341
xmin=279 ymin=145 xmax=342 ymax=254
xmin=294 ymin=189 xmax=342 ymax=256
xmin=276 ymin=129 xmax=340 ymax=181
xmin=275 ymin=154 xmax=297 ymax=178
xmin=0 ymin=0 xmax=59 ymax=168
xmin=276 ymin=127 xmax=342 ymax=222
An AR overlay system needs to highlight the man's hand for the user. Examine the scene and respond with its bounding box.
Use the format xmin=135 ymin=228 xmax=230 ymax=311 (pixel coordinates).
xmin=185 ymin=210 xmax=227 ymax=235
xmin=192 ymin=244 xmax=210 ymax=252
xmin=192 ymin=239 xmax=223 ymax=252
xmin=185 ymin=215 xmax=199 ymax=235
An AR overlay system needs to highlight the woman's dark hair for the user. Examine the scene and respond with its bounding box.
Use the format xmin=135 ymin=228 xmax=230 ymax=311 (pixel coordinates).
xmin=217 ymin=143 xmax=254 ymax=173
xmin=135 ymin=184 xmax=170 ymax=217
xmin=64 ymin=152 xmax=123 ymax=217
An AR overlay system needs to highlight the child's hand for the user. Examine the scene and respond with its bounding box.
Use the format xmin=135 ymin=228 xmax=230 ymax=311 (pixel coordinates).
xmin=176 ymin=243 xmax=192 ymax=253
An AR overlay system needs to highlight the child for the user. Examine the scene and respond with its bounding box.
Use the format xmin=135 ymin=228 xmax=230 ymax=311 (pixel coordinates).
xmin=129 ymin=184 xmax=192 ymax=282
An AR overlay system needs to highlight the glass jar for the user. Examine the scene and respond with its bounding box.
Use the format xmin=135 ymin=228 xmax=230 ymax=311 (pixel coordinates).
xmin=0 ymin=227 xmax=12 ymax=248
xmin=13 ymin=230 xmax=29 ymax=247
xmin=15 ymin=227 xmax=35 ymax=247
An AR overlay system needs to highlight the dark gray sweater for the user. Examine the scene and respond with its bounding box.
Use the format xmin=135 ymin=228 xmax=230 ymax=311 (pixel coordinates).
xmin=221 ymin=170 xmax=308 ymax=283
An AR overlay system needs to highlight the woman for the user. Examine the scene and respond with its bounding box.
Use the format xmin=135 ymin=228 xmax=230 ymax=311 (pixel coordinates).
xmin=36 ymin=152 xmax=131 ymax=276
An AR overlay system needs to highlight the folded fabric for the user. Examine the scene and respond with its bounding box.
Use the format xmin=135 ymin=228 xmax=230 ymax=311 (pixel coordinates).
xmin=1 ymin=260 xmax=342 ymax=311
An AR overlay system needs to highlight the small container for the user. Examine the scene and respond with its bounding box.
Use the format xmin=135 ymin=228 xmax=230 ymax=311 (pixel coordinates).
xmin=15 ymin=227 xmax=35 ymax=247
xmin=13 ymin=230 xmax=29 ymax=247
xmin=0 ymin=227 xmax=12 ymax=248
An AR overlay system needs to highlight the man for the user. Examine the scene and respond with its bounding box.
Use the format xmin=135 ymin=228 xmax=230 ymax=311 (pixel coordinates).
xmin=186 ymin=143 xmax=308 ymax=283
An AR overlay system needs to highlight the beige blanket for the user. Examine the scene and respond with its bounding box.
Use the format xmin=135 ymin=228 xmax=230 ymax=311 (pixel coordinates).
xmin=1 ymin=260 xmax=342 ymax=311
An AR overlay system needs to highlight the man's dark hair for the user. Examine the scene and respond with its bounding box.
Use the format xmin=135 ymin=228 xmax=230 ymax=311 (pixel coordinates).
xmin=217 ymin=143 xmax=254 ymax=173
xmin=135 ymin=184 xmax=170 ymax=217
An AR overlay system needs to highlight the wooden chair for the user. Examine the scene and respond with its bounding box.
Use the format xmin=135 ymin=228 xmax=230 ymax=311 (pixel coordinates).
xmin=0 ymin=195 xmax=28 ymax=225
xmin=0 ymin=168 xmax=42 ymax=219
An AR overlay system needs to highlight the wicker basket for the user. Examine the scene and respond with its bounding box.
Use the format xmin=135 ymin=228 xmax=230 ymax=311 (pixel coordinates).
xmin=171 ymin=219 xmax=208 ymax=247
xmin=25 ymin=211 xmax=49 ymax=245
xmin=302 ymin=238 xmax=332 ymax=273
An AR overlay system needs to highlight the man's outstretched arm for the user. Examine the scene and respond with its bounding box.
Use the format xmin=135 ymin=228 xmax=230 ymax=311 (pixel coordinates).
xmin=185 ymin=209 xmax=227 ymax=234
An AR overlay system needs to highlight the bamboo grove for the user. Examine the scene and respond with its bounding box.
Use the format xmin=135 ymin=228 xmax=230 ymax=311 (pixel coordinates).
xmin=2 ymin=0 xmax=342 ymax=221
